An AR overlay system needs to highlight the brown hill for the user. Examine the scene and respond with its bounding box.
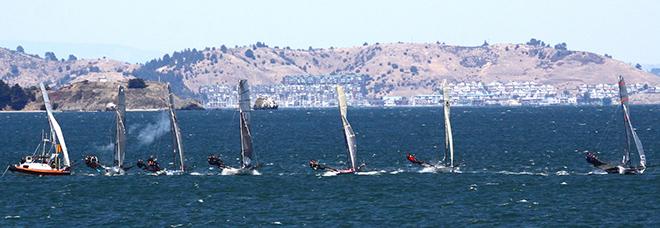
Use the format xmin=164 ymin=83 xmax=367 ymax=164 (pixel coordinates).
xmin=3 ymin=42 xmax=659 ymax=100
xmin=155 ymin=42 xmax=660 ymax=97
xmin=0 ymin=47 xmax=138 ymax=88
xmin=22 ymin=80 xmax=202 ymax=111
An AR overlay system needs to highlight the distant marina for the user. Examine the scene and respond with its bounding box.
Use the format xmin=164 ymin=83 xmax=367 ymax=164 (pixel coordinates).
xmin=200 ymin=74 xmax=660 ymax=108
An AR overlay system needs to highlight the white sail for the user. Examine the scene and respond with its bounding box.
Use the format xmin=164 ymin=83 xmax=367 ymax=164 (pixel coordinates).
xmin=167 ymin=84 xmax=185 ymax=171
xmin=442 ymin=80 xmax=454 ymax=168
xmin=115 ymin=85 xmax=127 ymax=168
xmin=625 ymin=108 xmax=646 ymax=167
xmin=337 ymin=86 xmax=357 ymax=170
xmin=618 ymin=76 xmax=646 ymax=168
xmin=238 ymin=80 xmax=255 ymax=169
xmin=39 ymin=83 xmax=70 ymax=167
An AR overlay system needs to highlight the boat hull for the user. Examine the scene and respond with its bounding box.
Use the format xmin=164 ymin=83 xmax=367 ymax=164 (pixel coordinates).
xmin=334 ymin=168 xmax=356 ymax=175
xmin=611 ymin=166 xmax=645 ymax=175
xmin=9 ymin=165 xmax=71 ymax=176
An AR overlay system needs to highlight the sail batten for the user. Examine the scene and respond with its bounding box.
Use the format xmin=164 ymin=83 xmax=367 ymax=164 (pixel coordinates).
xmin=167 ymin=85 xmax=185 ymax=171
xmin=39 ymin=83 xmax=70 ymax=167
xmin=337 ymin=86 xmax=357 ymax=170
xmin=238 ymin=80 xmax=254 ymax=169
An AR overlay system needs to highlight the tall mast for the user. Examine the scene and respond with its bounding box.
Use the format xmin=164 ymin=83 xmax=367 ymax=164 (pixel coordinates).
xmin=442 ymin=80 xmax=454 ymax=168
xmin=337 ymin=86 xmax=357 ymax=170
xmin=238 ymin=80 xmax=254 ymax=169
xmin=39 ymin=83 xmax=70 ymax=167
xmin=617 ymin=76 xmax=646 ymax=168
xmin=167 ymin=84 xmax=185 ymax=171
xmin=115 ymin=85 xmax=127 ymax=168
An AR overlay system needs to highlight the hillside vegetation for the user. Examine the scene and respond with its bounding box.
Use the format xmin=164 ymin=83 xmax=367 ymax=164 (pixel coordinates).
xmin=20 ymin=80 xmax=201 ymax=111
xmin=2 ymin=39 xmax=660 ymax=101
xmin=134 ymin=40 xmax=660 ymax=97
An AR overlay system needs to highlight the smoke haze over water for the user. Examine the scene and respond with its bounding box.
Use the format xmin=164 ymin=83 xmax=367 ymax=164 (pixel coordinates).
xmin=135 ymin=112 xmax=170 ymax=146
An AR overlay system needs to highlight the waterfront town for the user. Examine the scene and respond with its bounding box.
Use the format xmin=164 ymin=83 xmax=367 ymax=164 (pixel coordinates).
xmin=199 ymin=74 xmax=660 ymax=108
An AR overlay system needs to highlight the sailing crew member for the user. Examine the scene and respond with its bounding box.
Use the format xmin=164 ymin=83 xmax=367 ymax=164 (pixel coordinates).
xmin=207 ymin=154 xmax=225 ymax=168
xmin=406 ymin=153 xmax=430 ymax=167
xmin=84 ymin=155 xmax=102 ymax=169
xmin=147 ymin=156 xmax=161 ymax=171
xmin=309 ymin=160 xmax=338 ymax=171
xmin=584 ymin=151 xmax=619 ymax=173
xmin=585 ymin=151 xmax=607 ymax=167
xmin=137 ymin=156 xmax=162 ymax=172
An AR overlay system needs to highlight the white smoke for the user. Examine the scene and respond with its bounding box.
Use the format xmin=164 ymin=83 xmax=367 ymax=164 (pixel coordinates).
xmin=136 ymin=112 xmax=170 ymax=146
xmin=97 ymin=143 xmax=114 ymax=151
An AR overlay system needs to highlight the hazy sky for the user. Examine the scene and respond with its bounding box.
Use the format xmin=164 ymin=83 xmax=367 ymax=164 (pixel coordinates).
xmin=1 ymin=0 xmax=658 ymax=64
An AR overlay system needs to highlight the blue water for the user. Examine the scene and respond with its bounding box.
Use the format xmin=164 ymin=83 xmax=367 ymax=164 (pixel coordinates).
xmin=1 ymin=106 xmax=659 ymax=226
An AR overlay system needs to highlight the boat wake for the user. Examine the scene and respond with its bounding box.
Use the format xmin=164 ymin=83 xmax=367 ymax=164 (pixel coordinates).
xmin=389 ymin=169 xmax=404 ymax=174
xmin=494 ymin=170 xmax=549 ymax=176
xmin=320 ymin=170 xmax=386 ymax=176
xmin=356 ymin=170 xmax=386 ymax=175
xmin=587 ymin=170 xmax=609 ymax=175
xmin=419 ymin=165 xmax=462 ymax=174
xmin=156 ymin=170 xmax=185 ymax=176
xmin=220 ymin=167 xmax=261 ymax=176
xmin=321 ymin=171 xmax=339 ymax=177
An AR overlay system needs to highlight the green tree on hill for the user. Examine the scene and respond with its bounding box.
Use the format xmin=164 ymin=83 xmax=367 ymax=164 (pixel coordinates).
xmin=128 ymin=78 xmax=148 ymax=89
xmin=554 ymin=42 xmax=567 ymax=50
xmin=16 ymin=45 xmax=24 ymax=53
xmin=244 ymin=49 xmax=255 ymax=60
xmin=0 ymin=80 xmax=11 ymax=109
xmin=162 ymin=54 xmax=171 ymax=65
xmin=44 ymin=52 xmax=58 ymax=61
xmin=256 ymin=42 xmax=267 ymax=48
xmin=9 ymin=84 xmax=29 ymax=110
xmin=67 ymin=54 xmax=77 ymax=61
xmin=526 ymin=38 xmax=542 ymax=46
xmin=10 ymin=65 xmax=20 ymax=76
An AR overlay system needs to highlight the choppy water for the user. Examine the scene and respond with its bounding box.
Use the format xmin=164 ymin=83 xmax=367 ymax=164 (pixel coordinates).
xmin=1 ymin=106 xmax=659 ymax=226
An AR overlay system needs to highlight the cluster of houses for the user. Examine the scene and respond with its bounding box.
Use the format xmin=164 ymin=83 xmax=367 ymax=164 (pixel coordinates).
xmin=199 ymin=75 xmax=659 ymax=108
xmin=199 ymin=74 xmax=370 ymax=108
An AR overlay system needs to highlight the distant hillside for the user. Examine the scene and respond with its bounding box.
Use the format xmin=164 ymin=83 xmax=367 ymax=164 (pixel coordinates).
xmin=22 ymin=80 xmax=202 ymax=111
xmin=0 ymin=47 xmax=138 ymax=88
xmin=134 ymin=40 xmax=660 ymax=97
xmin=3 ymin=40 xmax=660 ymax=101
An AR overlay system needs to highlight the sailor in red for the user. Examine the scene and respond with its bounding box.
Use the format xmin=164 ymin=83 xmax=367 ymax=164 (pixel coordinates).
xmin=407 ymin=152 xmax=430 ymax=167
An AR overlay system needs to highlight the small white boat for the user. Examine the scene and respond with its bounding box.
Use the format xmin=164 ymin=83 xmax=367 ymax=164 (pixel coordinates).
xmin=9 ymin=83 xmax=72 ymax=176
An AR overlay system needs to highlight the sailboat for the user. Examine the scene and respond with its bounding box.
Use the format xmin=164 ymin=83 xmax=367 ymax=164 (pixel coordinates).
xmin=136 ymin=84 xmax=186 ymax=175
xmin=585 ymin=75 xmax=647 ymax=175
xmin=406 ymin=79 xmax=458 ymax=173
xmin=207 ymin=80 xmax=259 ymax=175
xmin=308 ymin=85 xmax=364 ymax=175
xmin=84 ymin=85 xmax=128 ymax=176
xmin=9 ymin=83 xmax=72 ymax=175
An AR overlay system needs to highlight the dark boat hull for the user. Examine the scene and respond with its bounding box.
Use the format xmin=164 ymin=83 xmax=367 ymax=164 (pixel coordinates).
xmin=596 ymin=165 xmax=644 ymax=175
